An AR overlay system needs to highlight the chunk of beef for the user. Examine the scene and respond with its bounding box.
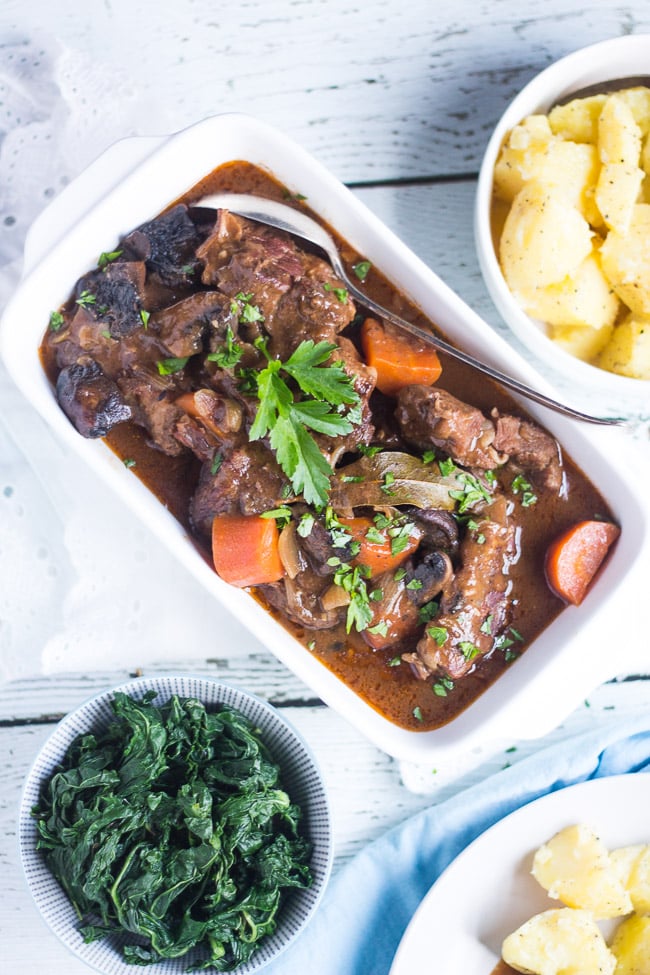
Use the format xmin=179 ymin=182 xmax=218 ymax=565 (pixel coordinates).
xmin=122 ymin=204 xmax=205 ymax=288
xmin=260 ymin=569 xmax=343 ymax=631
xmin=150 ymin=291 xmax=229 ymax=358
xmin=197 ymin=211 xmax=303 ymax=327
xmin=395 ymin=386 xmax=506 ymax=469
xmin=404 ymin=496 xmax=517 ymax=680
xmin=190 ymin=443 xmax=289 ymax=537
xmin=315 ymin=336 xmax=376 ymax=465
xmin=118 ymin=373 xmax=188 ymax=456
xmin=268 ymin=252 xmax=357 ymax=358
xmin=363 ymin=550 xmax=454 ymax=650
xmin=56 ymin=359 xmax=131 ymax=438
xmin=198 ymin=209 xmax=356 ymax=358
xmin=492 ymin=410 xmax=564 ymax=493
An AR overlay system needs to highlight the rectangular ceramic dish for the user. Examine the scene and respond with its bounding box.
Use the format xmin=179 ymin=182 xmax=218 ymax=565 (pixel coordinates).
xmin=2 ymin=112 xmax=648 ymax=762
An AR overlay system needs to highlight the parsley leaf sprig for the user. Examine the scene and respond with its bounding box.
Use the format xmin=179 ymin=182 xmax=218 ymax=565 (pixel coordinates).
xmin=249 ymin=339 xmax=361 ymax=507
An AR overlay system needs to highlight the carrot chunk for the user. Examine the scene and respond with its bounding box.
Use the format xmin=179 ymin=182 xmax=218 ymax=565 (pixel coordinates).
xmin=544 ymin=519 xmax=620 ymax=605
xmin=360 ymin=317 xmax=442 ymax=396
xmin=212 ymin=514 xmax=285 ymax=588
xmin=339 ymin=515 xmax=421 ymax=577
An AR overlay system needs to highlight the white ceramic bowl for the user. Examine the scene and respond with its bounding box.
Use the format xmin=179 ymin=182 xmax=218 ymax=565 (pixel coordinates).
xmin=2 ymin=113 xmax=649 ymax=763
xmin=19 ymin=674 xmax=332 ymax=975
xmin=475 ymin=34 xmax=650 ymax=415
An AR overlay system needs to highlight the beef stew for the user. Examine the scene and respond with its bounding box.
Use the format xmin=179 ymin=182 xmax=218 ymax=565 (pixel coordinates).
xmin=40 ymin=161 xmax=618 ymax=732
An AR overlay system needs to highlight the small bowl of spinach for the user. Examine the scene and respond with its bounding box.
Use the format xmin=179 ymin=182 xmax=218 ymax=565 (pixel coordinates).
xmin=19 ymin=674 xmax=332 ymax=973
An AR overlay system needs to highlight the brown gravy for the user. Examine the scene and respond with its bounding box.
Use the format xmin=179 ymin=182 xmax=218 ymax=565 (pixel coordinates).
xmin=40 ymin=161 xmax=616 ymax=733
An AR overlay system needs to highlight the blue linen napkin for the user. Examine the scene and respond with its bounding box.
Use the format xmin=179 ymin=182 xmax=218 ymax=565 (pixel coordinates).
xmin=268 ymin=710 xmax=650 ymax=975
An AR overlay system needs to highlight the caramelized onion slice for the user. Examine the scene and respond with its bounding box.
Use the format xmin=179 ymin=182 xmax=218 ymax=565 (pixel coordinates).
xmin=278 ymin=522 xmax=306 ymax=579
xmin=176 ymin=389 xmax=243 ymax=437
xmin=330 ymin=451 xmax=458 ymax=510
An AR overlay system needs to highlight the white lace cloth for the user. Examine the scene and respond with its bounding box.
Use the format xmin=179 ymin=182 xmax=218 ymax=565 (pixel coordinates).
xmin=0 ymin=23 xmax=270 ymax=682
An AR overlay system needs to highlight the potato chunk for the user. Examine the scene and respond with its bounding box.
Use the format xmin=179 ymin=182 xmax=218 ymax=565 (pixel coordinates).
xmin=500 ymin=186 xmax=593 ymax=295
xmin=501 ymin=908 xmax=615 ymax=975
xmin=598 ymin=95 xmax=642 ymax=166
xmin=522 ymin=251 xmax=620 ymax=332
xmin=532 ymin=824 xmax=633 ymax=919
xmin=600 ymin=204 xmax=650 ymax=316
xmin=598 ymin=314 xmax=650 ymax=379
xmin=611 ymin=844 xmax=650 ymax=912
xmin=595 ymin=162 xmax=644 ymax=234
xmin=548 ymin=94 xmax=607 ymax=144
xmin=610 ymin=915 xmax=650 ymax=975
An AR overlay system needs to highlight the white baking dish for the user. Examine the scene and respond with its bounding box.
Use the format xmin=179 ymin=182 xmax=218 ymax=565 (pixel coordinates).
xmin=1 ymin=112 xmax=648 ymax=762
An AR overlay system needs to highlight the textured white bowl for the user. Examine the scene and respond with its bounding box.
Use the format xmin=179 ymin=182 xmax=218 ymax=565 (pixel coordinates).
xmin=475 ymin=34 xmax=650 ymax=414
xmin=1 ymin=112 xmax=649 ymax=763
xmin=19 ymin=674 xmax=332 ymax=975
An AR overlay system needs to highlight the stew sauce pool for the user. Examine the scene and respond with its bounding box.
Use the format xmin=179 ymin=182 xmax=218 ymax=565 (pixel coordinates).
xmin=40 ymin=161 xmax=617 ymax=732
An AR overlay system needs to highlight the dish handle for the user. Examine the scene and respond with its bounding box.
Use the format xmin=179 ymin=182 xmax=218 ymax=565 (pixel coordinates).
xmin=22 ymin=134 xmax=166 ymax=275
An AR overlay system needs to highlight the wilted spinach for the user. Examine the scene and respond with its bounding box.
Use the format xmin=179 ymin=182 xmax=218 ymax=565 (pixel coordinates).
xmin=33 ymin=692 xmax=312 ymax=970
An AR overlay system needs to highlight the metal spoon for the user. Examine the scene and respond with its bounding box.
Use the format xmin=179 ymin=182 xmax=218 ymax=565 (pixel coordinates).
xmin=198 ymin=192 xmax=626 ymax=427
xmin=551 ymin=75 xmax=650 ymax=107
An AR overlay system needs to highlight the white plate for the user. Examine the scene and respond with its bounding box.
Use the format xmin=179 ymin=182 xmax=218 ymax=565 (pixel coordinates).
xmin=390 ymin=773 xmax=650 ymax=974
xmin=1 ymin=112 xmax=649 ymax=763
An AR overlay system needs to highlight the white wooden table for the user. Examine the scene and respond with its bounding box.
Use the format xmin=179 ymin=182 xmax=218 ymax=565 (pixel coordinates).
xmin=2 ymin=1 xmax=650 ymax=971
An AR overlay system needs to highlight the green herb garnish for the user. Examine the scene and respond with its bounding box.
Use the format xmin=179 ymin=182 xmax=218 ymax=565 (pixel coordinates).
xmin=156 ymin=356 xmax=189 ymax=375
xmin=323 ymin=282 xmax=348 ymax=303
xmin=75 ymin=290 xmax=97 ymax=308
xmin=208 ymin=324 xmax=243 ymax=369
xmin=249 ymin=339 xmax=360 ymax=507
xmin=48 ymin=310 xmax=65 ymax=332
xmin=97 ymin=249 xmax=122 ymax=270
xmin=352 ymin=260 xmax=371 ymax=282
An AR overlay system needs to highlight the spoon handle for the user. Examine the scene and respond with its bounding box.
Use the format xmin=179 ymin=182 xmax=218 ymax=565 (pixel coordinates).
xmin=343 ymin=281 xmax=626 ymax=427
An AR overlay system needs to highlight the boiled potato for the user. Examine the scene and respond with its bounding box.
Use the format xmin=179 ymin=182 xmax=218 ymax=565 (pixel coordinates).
xmin=610 ymin=915 xmax=650 ymax=975
xmin=598 ymin=95 xmax=642 ymax=166
xmin=522 ymin=251 xmax=620 ymax=333
xmin=600 ymin=204 xmax=650 ymax=316
xmin=548 ymin=94 xmax=607 ymax=144
xmin=501 ymin=908 xmax=615 ymax=975
xmin=618 ymin=87 xmax=650 ymax=137
xmin=595 ymin=162 xmax=644 ymax=234
xmin=532 ymin=824 xmax=633 ymax=919
xmin=500 ymin=185 xmax=594 ymax=295
xmin=495 ymin=121 xmax=599 ymax=220
xmin=551 ymin=323 xmax=615 ymax=362
xmin=494 ymin=115 xmax=554 ymax=201
xmin=611 ymin=845 xmax=650 ymax=911
xmin=599 ymin=315 xmax=650 ymax=380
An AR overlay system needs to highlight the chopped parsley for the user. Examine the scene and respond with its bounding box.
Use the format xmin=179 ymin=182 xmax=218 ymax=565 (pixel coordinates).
xmin=260 ymin=506 xmax=292 ymax=528
xmin=449 ymin=471 xmax=493 ymax=513
xmin=511 ymin=473 xmax=537 ymax=507
xmin=231 ymin=292 xmax=264 ymax=324
xmin=123 ymin=458 xmax=136 ymax=469
xmin=323 ymin=282 xmax=349 ymax=303
xmin=412 ymin=706 xmax=424 ymax=722
xmin=433 ymin=677 xmax=454 ymax=697
xmin=76 ymin=290 xmax=97 ymax=308
xmin=459 ymin=641 xmax=481 ymax=661
xmin=157 ymin=356 xmax=189 ymax=376
xmin=207 ymin=324 xmax=243 ymax=369
xmin=97 ymin=249 xmax=122 ymax=270
xmin=352 ymin=260 xmax=371 ymax=282
xmin=328 ymin=557 xmax=373 ymax=633
xmin=210 ymin=453 xmax=223 ymax=476
xmin=426 ymin=625 xmax=448 ymax=646
xmin=139 ymin=309 xmax=150 ymax=329
xmin=48 ymin=310 xmax=65 ymax=332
